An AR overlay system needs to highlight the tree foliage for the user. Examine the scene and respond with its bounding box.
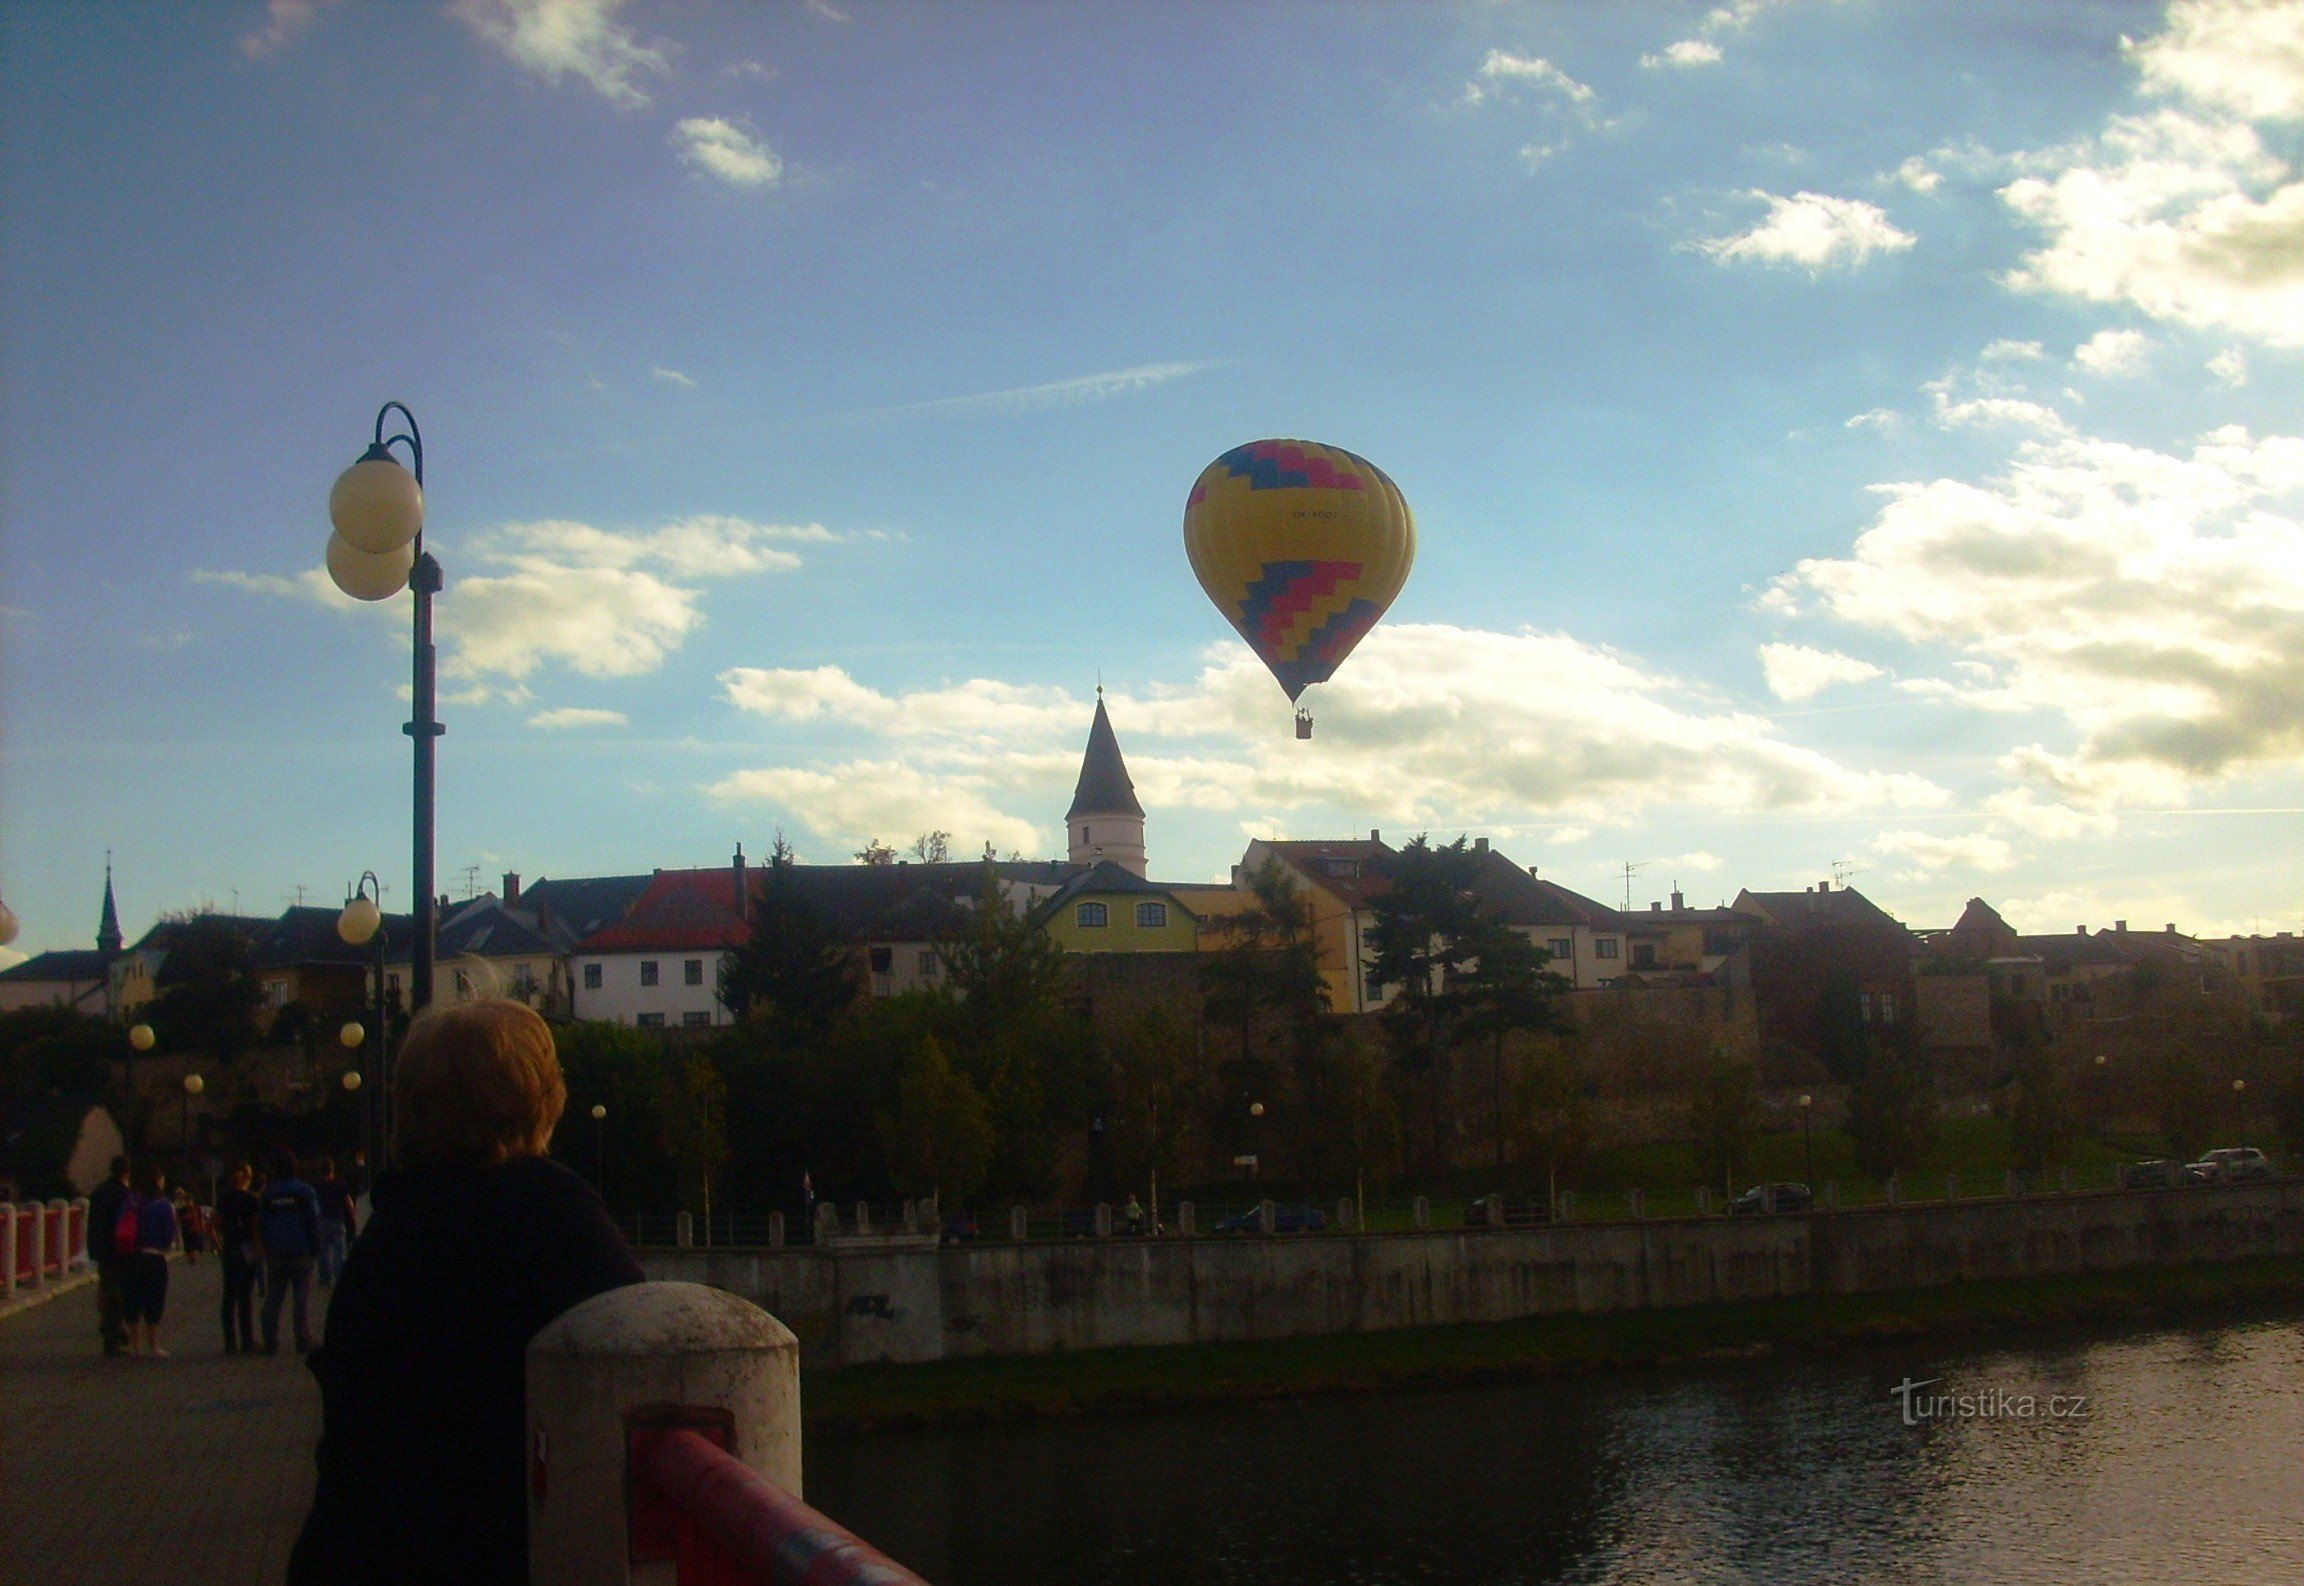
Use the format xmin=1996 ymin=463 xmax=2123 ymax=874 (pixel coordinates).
xmin=719 ymin=849 xmax=861 ymax=1041
xmin=148 ymin=914 xmax=263 ymax=1062
xmin=1688 ymin=1047 xmax=1763 ymax=1190
xmin=1846 ymin=1031 xmax=1938 ymax=1177
xmin=877 ymin=1035 xmax=993 ymax=1203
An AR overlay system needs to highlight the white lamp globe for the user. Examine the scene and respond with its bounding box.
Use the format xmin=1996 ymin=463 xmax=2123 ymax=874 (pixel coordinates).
xmin=328 ymin=452 xmax=424 ymax=554
xmin=129 ymin=1024 xmax=157 ymax=1052
xmin=339 ymin=893 xmax=383 ymax=947
xmin=183 ymin=1073 xmax=204 ymax=1096
xmin=0 ymin=896 xmax=17 ymax=947
xmin=339 ymin=1020 xmax=366 ymax=1050
xmin=342 ymin=1069 xmax=363 ymax=1092
xmin=590 ymin=1104 xmax=607 ymax=1121
xmin=326 ymin=531 xmax=415 ymax=602
xmin=1249 ymin=1102 xmax=1265 ymax=1118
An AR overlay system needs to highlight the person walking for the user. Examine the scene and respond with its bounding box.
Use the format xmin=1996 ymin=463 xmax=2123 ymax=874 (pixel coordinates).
xmin=291 ymin=1000 xmax=642 ymax=1585
xmin=126 ymin=1167 xmax=178 ymax=1357
xmin=86 ymin=1155 xmax=134 ymax=1358
xmin=314 ymin=1157 xmax=357 ymax=1286
xmin=216 ymin=1162 xmax=263 ymax=1353
xmin=174 ymin=1185 xmax=209 ymax=1264
xmin=258 ymin=1148 xmax=323 ymax=1355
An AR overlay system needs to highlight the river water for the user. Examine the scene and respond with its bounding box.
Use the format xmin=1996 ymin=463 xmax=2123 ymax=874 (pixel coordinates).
xmin=808 ymin=1312 xmax=2304 ymax=1585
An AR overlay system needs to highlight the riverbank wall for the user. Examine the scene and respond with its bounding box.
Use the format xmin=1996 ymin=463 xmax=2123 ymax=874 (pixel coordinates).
xmin=638 ymin=1180 xmax=2304 ymax=1367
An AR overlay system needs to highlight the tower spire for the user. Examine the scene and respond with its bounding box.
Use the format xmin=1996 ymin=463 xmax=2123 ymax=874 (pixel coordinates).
xmin=97 ymin=854 xmax=122 ymax=956
xmin=1066 ymin=692 xmax=1147 ymax=877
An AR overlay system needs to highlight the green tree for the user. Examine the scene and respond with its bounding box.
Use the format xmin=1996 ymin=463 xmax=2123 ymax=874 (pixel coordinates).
xmin=550 ymin=1021 xmax=683 ymax=1212
xmin=878 ymin=1035 xmax=993 ymax=1204
xmin=1813 ymin=967 xmax=1871 ymax=1084
xmin=1688 ymin=1047 xmax=1763 ymax=1191
xmin=1846 ymin=1032 xmax=1938 ymax=1177
xmin=0 ymin=1008 xmax=125 ymax=1102
xmin=148 ymin=913 xmax=263 ymax=1062
xmin=662 ymin=1051 xmax=729 ymax=1224
xmin=1506 ymin=1039 xmax=1590 ymax=1205
xmin=2141 ymin=1047 xmax=2220 ymax=1161
xmin=1454 ymin=921 xmax=1567 ymax=1176
xmin=2004 ymin=1042 xmax=2075 ymax=1172
xmin=719 ymin=844 xmax=862 ymax=1042
xmin=1106 ymin=1007 xmax=1197 ymax=1204
xmin=1200 ymin=859 xmax=1328 ymax=1169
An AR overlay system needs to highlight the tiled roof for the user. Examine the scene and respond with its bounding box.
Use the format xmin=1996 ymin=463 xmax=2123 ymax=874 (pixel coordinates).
xmin=1039 ymin=861 xmax=1200 ymax=919
xmin=1065 ymin=696 xmax=1144 ymax=820
xmin=519 ymin=874 xmax=654 ymax=942
xmin=1735 ymin=886 xmax=1910 ymax=935
xmin=0 ymin=949 xmax=117 ymax=984
xmin=1465 ymin=851 xmax=1627 ymax=930
xmin=254 ymin=906 xmax=417 ymax=970
xmin=578 ymin=868 xmax=748 ymax=953
xmin=1257 ymin=840 xmax=1396 ymax=909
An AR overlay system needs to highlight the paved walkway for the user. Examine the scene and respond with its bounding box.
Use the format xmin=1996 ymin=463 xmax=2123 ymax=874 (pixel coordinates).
xmin=0 ymin=1258 xmax=321 ymax=1586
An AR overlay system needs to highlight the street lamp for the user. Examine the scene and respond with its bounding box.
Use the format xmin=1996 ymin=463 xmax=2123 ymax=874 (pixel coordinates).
xmin=1796 ymin=1093 xmax=1814 ymax=1185
xmin=1248 ymin=1100 xmax=1265 ymax=1183
xmin=339 ymin=870 xmax=390 ymax=1178
xmin=181 ymin=1072 xmax=204 ymax=1162
xmin=590 ymin=1103 xmax=608 ymax=1194
xmin=126 ymin=1022 xmax=156 ymax=1153
xmin=326 ymin=403 xmax=441 ymax=1017
xmin=2233 ymin=1078 xmax=2248 ymax=1149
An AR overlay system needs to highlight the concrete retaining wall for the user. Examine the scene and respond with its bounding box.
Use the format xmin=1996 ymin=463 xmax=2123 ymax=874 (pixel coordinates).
xmin=640 ymin=1180 xmax=2304 ymax=1368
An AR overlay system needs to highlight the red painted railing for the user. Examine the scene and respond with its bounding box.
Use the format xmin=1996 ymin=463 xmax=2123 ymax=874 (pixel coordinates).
xmin=6 ymin=1201 xmax=85 ymax=1288
xmin=630 ymin=1426 xmax=931 ymax=1586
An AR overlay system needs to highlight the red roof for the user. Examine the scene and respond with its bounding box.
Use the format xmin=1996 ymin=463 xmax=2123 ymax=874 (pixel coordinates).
xmin=576 ymin=868 xmax=747 ymax=952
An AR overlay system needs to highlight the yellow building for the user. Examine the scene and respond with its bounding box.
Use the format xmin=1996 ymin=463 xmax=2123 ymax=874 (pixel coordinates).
xmin=1235 ymin=835 xmax=1397 ymax=1014
xmin=1039 ymin=862 xmax=1201 ymax=953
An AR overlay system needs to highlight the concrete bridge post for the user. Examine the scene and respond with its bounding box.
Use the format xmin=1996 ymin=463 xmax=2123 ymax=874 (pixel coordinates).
xmin=1010 ymin=1206 xmax=1028 ymax=1242
xmin=768 ymin=1211 xmax=785 ymax=1249
xmin=1258 ymin=1200 xmax=1275 ymax=1235
xmin=1094 ymin=1203 xmax=1112 ymax=1239
xmin=527 ymin=1281 xmax=802 ymax=1586
xmin=1177 ymin=1201 xmax=1196 ymax=1236
xmin=675 ymin=1211 xmax=693 ymax=1249
xmin=1412 ymin=1196 xmax=1429 ymax=1229
xmin=2 ymin=1203 xmax=15 ymax=1300
xmin=1337 ymin=1197 xmax=1356 ymax=1233
xmin=27 ymin=1202 xmax=45 ymax=1290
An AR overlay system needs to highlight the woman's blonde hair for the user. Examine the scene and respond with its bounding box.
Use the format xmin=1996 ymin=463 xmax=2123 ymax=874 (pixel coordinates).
xmin=393 ymin=1000 xmax=566 ymax=1169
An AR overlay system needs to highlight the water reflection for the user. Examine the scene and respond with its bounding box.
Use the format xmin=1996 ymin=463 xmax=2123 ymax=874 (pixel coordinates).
xmin=808 ymin=1315 xmax=2304 ymax=1585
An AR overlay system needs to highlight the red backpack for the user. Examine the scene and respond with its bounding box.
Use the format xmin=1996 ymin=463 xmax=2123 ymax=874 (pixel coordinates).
xmin=112 ymin=1194 xmax=144 ymax=1258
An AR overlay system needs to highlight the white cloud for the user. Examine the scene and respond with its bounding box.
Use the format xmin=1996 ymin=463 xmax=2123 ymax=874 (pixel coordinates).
xmin=1658 ymin=850 xmax=1725 ymax=873
xmin=675 ymin=117 xmax=783 ymax=187
xmin=190 ymin=566 xmax=366 ymax=611
xmin=652 ymin=366 xmax=698 ymax=388
xmin=1518 ymin=141 xmax=1566 ymax=171
xmin=2209 ymin=346 xmax=2250 ymax=385
xmin=2000 ymin=3 xmax=2304 ymax=347
xmin=804 ymin=0 xmax=848 ymax=20
xmin=2073 ymin=328 xmax=2152 ymax=376
xmin=1772 ymin=424 xmax=2304 ymax=799
xmin=1891 ymin=155 xmax=1943 ymax=194
xmin=1697 ymin=191 xmax=1915 ymax=272
xmin=451 ymin=0 xmax=667 ymax=108
xmin=857 ymin=361 xmax=1211 ymax=421
xmin=1642 ymin=39 xmax=1723 ymax=69
xmin=1983 ymin=788 xmax=2118 ymax=841
xmin=1931 ymin=392 xmax=2071 ymax=435
xmin=1872 ymin=829 xmax=2018 ymax=878
xmin=1465 ymin=49 xmax=1596 ymax=109
xmin=1845 ymin=407 xmax=1900 ymax=431
xmin=706 ymin=761 xmax=1041 ymax=856
xmin=719 ymin=625 xmax=1945 ymax=845
xmin=1759 ymin=642 xmax=1883 ymax=701
xmin=528 ymin=706 xmax=629 ymax=729
xmin=240 ymin=0 xmax=342 ymax=58
xmin=1981 ymin=338 xmax=2046 ymax=361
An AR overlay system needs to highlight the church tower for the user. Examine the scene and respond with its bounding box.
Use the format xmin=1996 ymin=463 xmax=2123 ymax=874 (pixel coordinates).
xmin=1066 ymin=690 xmax=1146 ymax=877
xmin=97 ymin=859 xmax=123 ymax=956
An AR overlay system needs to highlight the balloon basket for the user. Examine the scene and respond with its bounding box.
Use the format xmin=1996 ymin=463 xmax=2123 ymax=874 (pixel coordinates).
xmin=1295 ymin=709 xmax=1313 ymax=740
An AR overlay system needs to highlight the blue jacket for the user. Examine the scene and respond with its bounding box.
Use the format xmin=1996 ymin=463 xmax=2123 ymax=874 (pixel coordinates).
xmin=260 ymin=1178 xmax=324 ymax=1259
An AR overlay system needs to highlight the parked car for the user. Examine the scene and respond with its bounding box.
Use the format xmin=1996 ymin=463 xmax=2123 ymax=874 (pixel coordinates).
xmin=1460 ymin=1196 xmax=1553 ymax=1228
xmin=2118 ymin=1159 xmax=2188 ymax=1190
xmin=1213 ymin=1202 xmax=1327 ymax=1234
xmin=2187 ymin=1147 xmax=2275 ymax=1184
xmin=1728 ymin=1182 xmax=1813 ymax=1215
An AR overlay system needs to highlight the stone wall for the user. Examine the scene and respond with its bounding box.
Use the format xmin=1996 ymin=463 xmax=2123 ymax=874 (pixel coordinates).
xmin=641 ymin=1180 xmax=2304 ymax=1368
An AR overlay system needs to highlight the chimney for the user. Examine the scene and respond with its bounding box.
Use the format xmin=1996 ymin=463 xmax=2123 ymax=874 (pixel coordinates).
xmin=1671 ymin=889 xmax=1684 ymax=911
xmin=1528 ymin=865 xmax=1539 ymax=878
xmin=1650 ymin=901 xmax=1662 ymax=913
xmin=2115 ymin=919 xmax=2127 ymax=933
xmin=1473 ymin=836 xmax=1488 ymax=854
xmin=2164 ymin=923 xmax=2176 ymax=934
xmin=1818 ymin=879 xmax=1830 ymax=892
xmin=1370 ymin=829 xmax=1381 ymax=843
xmin=2077 ymin=925 xmax=2087 ymax=934
xmin=732 ymin=843 xmax=748 ymax=922
xmin=502 ymin=871 xmax=521 ymax=906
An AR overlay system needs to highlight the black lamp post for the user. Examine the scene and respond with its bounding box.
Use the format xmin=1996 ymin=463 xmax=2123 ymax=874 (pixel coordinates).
xmin=338 ymin=872 xmax=390 ymax=1165
xmin=590 ymin=1103 xmax=608 ymax=1195
xmin=325 ymin=402 xmax=440 ymax=1016
xmin=1796 ymin=1093 xmax=1814 ymax=1185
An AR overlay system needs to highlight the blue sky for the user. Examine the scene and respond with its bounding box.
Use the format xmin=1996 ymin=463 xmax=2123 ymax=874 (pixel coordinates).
xmin=5 ymin=0 xmax=2301 ymax=958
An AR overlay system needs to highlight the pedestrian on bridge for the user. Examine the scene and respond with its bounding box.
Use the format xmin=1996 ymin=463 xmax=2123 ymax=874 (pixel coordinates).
xmin=216 ymin=1161 xmax=263 ymax=1353
xmin=290 ymin=999 xmax=642 ymax=1585
xmin=125 ymin=1166 xmax=178 ymax=1358
xmin=259 ymin=1147 xmax=323 ymax=1355
xmin=86 ymin=1154 xmax=133 ymax=1358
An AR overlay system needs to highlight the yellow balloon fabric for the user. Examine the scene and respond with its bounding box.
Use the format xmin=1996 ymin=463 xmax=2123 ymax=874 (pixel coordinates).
xmin=1183 ymin=440 xmax=1414 ymax=701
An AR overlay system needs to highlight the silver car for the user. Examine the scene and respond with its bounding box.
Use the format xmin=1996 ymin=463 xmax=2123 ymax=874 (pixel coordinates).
xmin=2187 ymin=1147 xmax=2274 ymax=1183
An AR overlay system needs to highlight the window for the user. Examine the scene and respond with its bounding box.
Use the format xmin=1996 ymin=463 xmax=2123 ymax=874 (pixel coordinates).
xmin=1135 ymin=901 xmax=1167 ymax=928
xmin=684 ymin=958 xmax=704 ymax=986
xmin=1702 ymin=929 xmax=1736 ymax=956
xmin=1594 ymin=938 xmax=1619 ymax=960
xmin=636 ymin=1012 xmax=666 ymax=1028
xmin=682 ymin=1011 xmax=712 ymax=1028
xmin=1076 ymin=902 xmax=1109 ymax=928
xmin=1879 ymin=991 xmax=1897 ymax=1025
xmin=1631 ymin=944 xmax=1657 ymax=970
xmin=1080 ymin=825 xmax=1090 ymax=845
xmin=640 ymin=960 xmax=660 ymax=987
xmin=918 ymin=951 xmax=939 ymax=976
xmin=869 ymin=946 xmax=893 ymax=973
xmin=1325 ymin=858 xmax=1359 ymax=878
xmin=583 ymin=963 xmax=601 ymax=990
xmin=1548 ymin=938 xmax=1572 ymax=960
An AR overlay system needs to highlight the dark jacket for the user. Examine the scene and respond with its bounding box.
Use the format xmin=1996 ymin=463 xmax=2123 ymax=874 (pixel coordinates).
xmin=288 ymin=1155 xmax=643 ymax=1585
xmin=260 ymin=1178 xmax=324 ymax=1259
xmin=87 ymin=1178 xmax=130 ymax=1265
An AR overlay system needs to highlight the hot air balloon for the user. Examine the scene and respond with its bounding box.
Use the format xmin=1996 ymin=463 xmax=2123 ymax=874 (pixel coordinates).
xmin=1183 ymin=439 xmax=1414 ymax=737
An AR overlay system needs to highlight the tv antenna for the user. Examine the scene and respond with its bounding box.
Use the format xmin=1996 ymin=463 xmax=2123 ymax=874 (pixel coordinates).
xmin=1831 ymin=859 xmax=1866 ymax=887
xmin=1620 ymin=859 xmax=1652 ymax=913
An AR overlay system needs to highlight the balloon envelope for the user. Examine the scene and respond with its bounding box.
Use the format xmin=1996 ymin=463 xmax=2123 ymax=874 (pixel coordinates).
xmin=1183 ymin=440 xmax=1413 ymax=702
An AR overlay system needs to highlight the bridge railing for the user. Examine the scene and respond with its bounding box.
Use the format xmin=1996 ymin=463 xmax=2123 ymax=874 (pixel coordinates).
xmin=527 ymin=1280 xmax=929 ymax=1586
xmin=2 ymin=1198 xmax=88 ymax=1302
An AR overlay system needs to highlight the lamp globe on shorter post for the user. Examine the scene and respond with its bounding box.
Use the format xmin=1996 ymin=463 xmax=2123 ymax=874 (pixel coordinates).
xmin=129 ymin=1024 xmax=156 ymax=1052
xmin=342 ymin=1069 xmax=363 ymax=1093
xmin=589 ymin=1104 xmax=608 ymax=1195
xmin=1796 ymin=1093 xmax=1814 ymax=1185
xmin=339 ymin=1021 xmax=365 ymax=1051
xmin=181 ymin=1072 xmax=204 ymax=1159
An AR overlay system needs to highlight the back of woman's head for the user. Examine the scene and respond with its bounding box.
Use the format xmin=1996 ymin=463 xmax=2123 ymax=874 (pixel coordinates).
xmin=393 ymin=1000 xmax=566 ymax=1170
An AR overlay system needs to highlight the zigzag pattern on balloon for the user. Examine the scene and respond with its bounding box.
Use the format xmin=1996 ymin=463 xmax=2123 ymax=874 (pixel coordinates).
xmin=1212 ymin=440 xmax=1374 ymax=494
xmin=1237 ymin=559 xmax=1365 ymax=653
